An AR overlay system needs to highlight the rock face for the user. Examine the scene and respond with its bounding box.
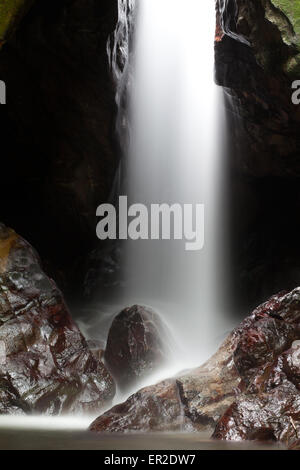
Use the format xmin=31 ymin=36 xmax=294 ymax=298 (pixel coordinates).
xmin=0 ymin=224 xmax=115 ymax=415
xmin=0 ymin=0 xmax=119 ymax=294
xmin=90 ymin=379 xmax=190 ymax=433
xmin=216 ymin=0 xmax=300 ymax=178
xmin=90 ymin=315 xmax=243 ymax=433
xmin=213 ymin=290 xmax=300 ymax=448
xmin=213 ymin=349 xmax=300 ymax=446
xmin=104 ymin=305 xmax=172 ymax=392
xmin=0 ymin=0 xmax=34 ymax=47
xmin=90 ymin=288 xmax=300 ymax=449
xmin=217 ymin=0 xmax=300 ymax=76
xmin=215 ymin=0 xmax=300 ymax=310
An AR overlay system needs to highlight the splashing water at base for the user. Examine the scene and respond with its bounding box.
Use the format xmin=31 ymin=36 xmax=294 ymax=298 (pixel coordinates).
xmin=0 ymin=2 xmax=232 ymax=433
xmin=118 ymin=0 xmax=230 ymax=368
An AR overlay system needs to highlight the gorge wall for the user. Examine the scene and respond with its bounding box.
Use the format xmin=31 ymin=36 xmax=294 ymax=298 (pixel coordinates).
xmin=0 ymin=0 xmax=119 ymax=295
xmin=0 ymin=0 xmax=300 ymax=316
xmin=216 ymin=0 xmax=300 ymax=313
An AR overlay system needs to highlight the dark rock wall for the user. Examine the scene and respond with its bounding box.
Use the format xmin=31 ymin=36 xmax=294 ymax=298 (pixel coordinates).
xmin=0 ymin=0 xmax=119 ymax=294
xmin=1 ymin=0 xmax=300 ymax=317
xmin=0 ymin=223 xmax=115 ymax=414
xmin=216 ymin=0 xmax=300 ymax=313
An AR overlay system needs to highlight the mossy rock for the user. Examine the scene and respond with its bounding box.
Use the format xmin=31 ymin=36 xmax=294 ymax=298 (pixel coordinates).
xmin=271 ymin=0 xmax=300 ymax=43
xmin=268 ymin=0 xmax=300 ymax=75
xmin=0 ymin=0 xmax=35 ymax=48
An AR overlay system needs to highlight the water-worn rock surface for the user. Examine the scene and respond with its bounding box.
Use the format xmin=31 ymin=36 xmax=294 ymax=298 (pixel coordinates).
xmin=0 ymin=224 xmax=115 ymax=415
xmin=215 ymin=0 xmax=300 ymax=310
xmin=104 ymin=305 xmax=172 ymax=392
xmin=90 ymin=288 xmax=300 ymax=449
xmin=90 ymin=317 xmax=243 ymax=433
xmin=213 ymin=291 xmax=300 ymax=448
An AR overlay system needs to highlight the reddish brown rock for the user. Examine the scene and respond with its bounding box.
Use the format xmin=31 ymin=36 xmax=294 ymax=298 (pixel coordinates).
xmin=90 ymin=289 xmax=300 ymax=444
xmin=0 ymin=224 xmax=115 ymax=415
xmin=212 ymin=289 xmax=300 ymax=448
xmin=87 ymin=340 xmax=105 ymax=362
xmin=234 ymin=291 xmax=300 ymax=390
xmin=289 ymin=439 xmax=300 ymax=450
xmin=213 ymin=344 xmax=300 ymax=447
xmin=90 ymin=319 xmax=243 ymax=433
xmin=90 ymin=379 xmax=190 ymax=433
xmin=104 ymin=305 xmax=173 ymax=391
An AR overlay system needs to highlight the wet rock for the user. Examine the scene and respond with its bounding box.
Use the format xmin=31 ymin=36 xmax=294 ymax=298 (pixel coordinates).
xmin=0 ymin=0 xmax=34 ymax=47
xmin=104 ymin=305 xmax=172 ymax=391
xmin=90 ymin=289 xmax=300 ymax=443
xmin=233 ymin=317 xmax=299 ymax=385
xmin=289 ymin=439 xmax=300 ymax=450
xmin=90 ymin=380 xmax=190 ymax=433
xmin=0 ymin=224 xmax=115 ymax=415
xmin=87 ymin=340 xmax=105 ymax=362
xmin=212 ymin=289 xmax=300 ymax=448
xmin=213 ymin=346 xmax=300 ymax=447
xmin=217 ymin=0 xmax=298 ymax=75
xmin=84 ymin=242 xmax=122 ymax=299
xmin=215 ymin=0 xmax=300 ymax=310
xmin=90 ymin=317 xmax=243 ymax=433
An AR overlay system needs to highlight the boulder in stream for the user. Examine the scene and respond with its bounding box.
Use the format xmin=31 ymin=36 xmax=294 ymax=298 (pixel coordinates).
xmin=90 ymin=289 xmax=300 ymax=449
xmin=90 ymin=318 xmax=242 ymax=433
xmin=104 ymin=305 xmax=173 ymax=391
xmin=0 ymin=224 xmax=115 ymax=415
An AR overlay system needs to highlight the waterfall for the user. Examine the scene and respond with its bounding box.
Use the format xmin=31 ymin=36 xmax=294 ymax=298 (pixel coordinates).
xmin=109 ymin=0 xmax=229 ymax=368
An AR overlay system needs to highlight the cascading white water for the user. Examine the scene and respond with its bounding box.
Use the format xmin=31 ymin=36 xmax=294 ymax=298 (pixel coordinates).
xmin=113 ymin=0 xmax=230 ymax=369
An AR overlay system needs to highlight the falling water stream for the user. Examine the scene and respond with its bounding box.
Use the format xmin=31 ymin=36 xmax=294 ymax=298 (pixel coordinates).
xmin=118 ymin=0 xmax=230 ymax=369
xmin=0 ymin=1 xmax=234 ymax=441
